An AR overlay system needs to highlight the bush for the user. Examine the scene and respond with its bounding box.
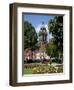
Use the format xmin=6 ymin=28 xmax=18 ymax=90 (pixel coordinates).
xmin=57 ymin=66 xmax=63 ymax=73
xmin=32 ymin=65 xmax=57 ymax=74
xmin=24 ymin=63 xmax=45 ymax=69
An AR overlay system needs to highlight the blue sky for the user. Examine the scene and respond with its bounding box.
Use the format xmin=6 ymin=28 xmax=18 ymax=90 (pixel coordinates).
xmin=23 ymin=14 xmax=55 ymax=28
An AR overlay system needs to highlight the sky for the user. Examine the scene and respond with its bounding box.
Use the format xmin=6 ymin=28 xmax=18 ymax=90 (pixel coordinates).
xmin=23 ymin=14 xmax=55 ymax=28
xmin=23 ymin=13 xmax=55 ymax=42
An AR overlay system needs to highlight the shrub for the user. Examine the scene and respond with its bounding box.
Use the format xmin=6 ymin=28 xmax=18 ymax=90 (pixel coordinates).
xmin=57 ymin=66 xmax=63 ymax=73
xmin=24 ymin=63 xmax=45 ymax=69
xmin=32 ymin=65 xmax=57 ymax=74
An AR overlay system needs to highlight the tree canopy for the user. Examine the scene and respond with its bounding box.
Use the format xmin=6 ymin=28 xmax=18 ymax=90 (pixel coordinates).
xmin=48 ymin=16 xmax=63 ymax=53
xmin=24 ymin=21 xmax=38 ymax=50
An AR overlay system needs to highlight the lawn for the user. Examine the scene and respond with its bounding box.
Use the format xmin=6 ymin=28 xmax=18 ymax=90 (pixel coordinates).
xmin=24 ymin=68 xmax=33 ymax=74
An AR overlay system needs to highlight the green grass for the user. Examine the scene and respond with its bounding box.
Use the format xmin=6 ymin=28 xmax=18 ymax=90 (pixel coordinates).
xmin=24 ymin=68 xmax=33 ymax=74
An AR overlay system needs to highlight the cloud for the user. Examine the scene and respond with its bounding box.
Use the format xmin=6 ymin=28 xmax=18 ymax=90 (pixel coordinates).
xmin=35 ymin=24 xmax=53 ymax=42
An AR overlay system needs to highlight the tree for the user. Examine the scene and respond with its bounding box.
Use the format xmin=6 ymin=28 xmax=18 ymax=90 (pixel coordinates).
xmin=46 ymin=38 xmax=58 ymax=57
xmin=24 ymin=21 xmax=38 ymax=50
xmin=48 ymin=16 xmax=63 ymax=59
